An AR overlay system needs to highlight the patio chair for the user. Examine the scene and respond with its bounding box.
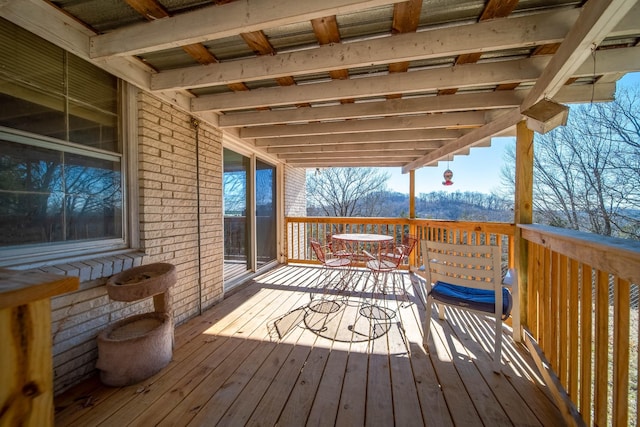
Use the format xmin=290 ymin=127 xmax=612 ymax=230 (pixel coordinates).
xmin=309 ymin=239 xmax=352 ymax=298
xmin=420 ymin=240 xmax=513 ymax=372
xmin=365 ymin=235 xmax=417 ymax=303
xmin=326 ymin=233 xmax=352 ymax=259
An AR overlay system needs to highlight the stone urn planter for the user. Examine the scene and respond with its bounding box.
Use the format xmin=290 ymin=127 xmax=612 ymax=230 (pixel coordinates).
xmin=97 ymin=263 xmax=177 ymax=386
xmin=105 ymin=263 xmax=176 ymax=302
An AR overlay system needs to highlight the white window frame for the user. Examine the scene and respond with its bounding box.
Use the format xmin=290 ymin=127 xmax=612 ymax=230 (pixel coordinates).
xmin=0 ymin=81 xmax=138 ymax=268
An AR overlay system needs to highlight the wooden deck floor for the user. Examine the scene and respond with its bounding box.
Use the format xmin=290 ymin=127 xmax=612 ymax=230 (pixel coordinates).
xmin=54 ymin=265 xmax=565 ymax=426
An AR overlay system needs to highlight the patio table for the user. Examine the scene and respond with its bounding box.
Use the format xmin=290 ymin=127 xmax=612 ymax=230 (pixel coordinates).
xmin=331 ymin=233 xmax=393 ymax=263
xmin=330 ymin=232 xmax=394 ymax=285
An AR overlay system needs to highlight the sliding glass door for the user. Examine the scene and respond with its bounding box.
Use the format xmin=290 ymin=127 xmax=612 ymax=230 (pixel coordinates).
xmin=223 ymin=149 xmax=278 ymax=286
xmin=223 ymin=149 xmax=250 ymax=282
xmin=256 ymin=159 xmax=277 ymax=268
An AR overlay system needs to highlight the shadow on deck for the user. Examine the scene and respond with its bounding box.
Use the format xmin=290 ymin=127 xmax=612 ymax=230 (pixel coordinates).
xmin=54 ymin=264 xmax=565 ymax=426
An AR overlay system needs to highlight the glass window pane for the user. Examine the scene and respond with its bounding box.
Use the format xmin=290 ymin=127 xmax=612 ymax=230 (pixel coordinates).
xmin=0 ymin=139 xmax=63 ymax=245
xmin=0 ymin=18 xmax=64 ymax=94
xmin=69 ymin=102 xmax=118 ymax=152
xmin=64 ymin=153 xmax=122 ymax=241
xmin=0 ymin=139 xmax=123 ymax=247
xmin=256 ymin=159 xmax=276 ymax=267
xmin=223 ymin=148 xmax=250 ymax=284
xmin=0 ymin=80 xmax=66 ymax=139
xmin=67 ymin=54 xmax=119 ymax=151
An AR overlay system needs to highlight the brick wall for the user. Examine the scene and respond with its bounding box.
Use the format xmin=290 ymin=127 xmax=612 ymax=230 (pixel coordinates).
xmin=49 ymin=91 xmax=224 ymax=394
xmin=284 ymin=164 xmax=307 ymax=216
xmin=137 ymin=92 xmax=224 ymax=323
xmin=283 ymin=165 xmax=307 ymax=261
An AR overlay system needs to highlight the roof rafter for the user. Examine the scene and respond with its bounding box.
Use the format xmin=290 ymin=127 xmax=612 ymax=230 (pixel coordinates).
xmin=240 ymin=111 xmax=492 ymax=138
xmin=218 ymin=83 xmax=616 ymax=127
xmin=254 ymin=129 xmax=468 ymax=147
xmin=403 ymin=0 xmax=639 ymax=173
xmin=90 ymin=0 xmax=407 ymax=58
xmin=193 ymin=46 xmax=636 ymax=112
xmin=152 ymin=8 xmax=578 ymax=91
xmin=267 ymin=140 xmax=445 ymax=154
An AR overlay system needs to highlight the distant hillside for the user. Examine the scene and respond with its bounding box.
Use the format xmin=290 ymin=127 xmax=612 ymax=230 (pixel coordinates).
xmin=309 ymin=190 xmax=514 ymax=222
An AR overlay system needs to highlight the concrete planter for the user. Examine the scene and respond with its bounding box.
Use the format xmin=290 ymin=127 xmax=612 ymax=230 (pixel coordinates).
xmin=96 ymin=312 xmax=172 ymax=387
xmin=98 ymin=262 xmax=177 ymax=386
xmin=106 ymin=263 xmax=176 ymax=302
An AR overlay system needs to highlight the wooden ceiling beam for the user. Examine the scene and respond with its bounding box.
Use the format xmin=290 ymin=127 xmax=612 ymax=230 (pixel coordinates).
xmin=267 ymin=140 xmax=445 ymax=154
xmin=522 ymin=0 xmax=638 ymax=110
xmin=241 ymin=30 xmax=312 ymax=107
xmin=402 ymin=108 xmax=522 ymax=173
xmin=241 ymin=111 xmax=489 ymax=138
xmin=277 ymin=151 xmax=430 ymax=160
xmin=194 ymin=46 xmax=633 ymax=112
xmin=152 ymin=8 xmax=580 ymax=91
xmin=287 ymin=158 xmax=413 ymax=167
xmin=219 ymin=81 xmax=615 ymax=127
xmin=90 ymin=0 xmax=406 ymax=58
xmin=219 ymin=90 xmax=521 ymax=127
xmin=286 ymin=158 xmax=404 ymax=169
xmin=254 ymin=129 xmax=468 ymax=147
xmin=193 ymin=56 xmax=549 ymax=111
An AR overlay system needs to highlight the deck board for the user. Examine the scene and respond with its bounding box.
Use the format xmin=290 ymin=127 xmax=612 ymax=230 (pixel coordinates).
xmin=55 ymin=264 xmax=565 ymax=426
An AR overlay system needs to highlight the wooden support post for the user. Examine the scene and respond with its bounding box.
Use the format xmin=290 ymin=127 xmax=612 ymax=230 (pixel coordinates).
xmin=514 ymin=120 xmax=534 ymax=342
xmin=409 ymin=169 xmax=418 ymax=266
xmin=409 ymin=169 xmax=415 ymax=219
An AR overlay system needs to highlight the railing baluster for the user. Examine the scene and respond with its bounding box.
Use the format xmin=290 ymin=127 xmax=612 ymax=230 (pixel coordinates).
xmin=559 ymin=254 xmax=568 ymax=388
xmin=594 ymin=269 xmax=609 ymax=427
xmin=542 ymin=247 xmax=551 ymax=357
xmin=568 ymin=259 xmax=579 ymax=402
xmin=613 ymin=277 xmax=630 ymax=427
xmin=579 ymin=264 xmax=593 ymax=424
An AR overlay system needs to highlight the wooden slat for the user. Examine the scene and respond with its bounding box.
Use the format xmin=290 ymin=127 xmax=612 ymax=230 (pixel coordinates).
xmin=552 ymin=252 xmax=560 ymax=372
xmin=593 ymin=270 xmax=609 ymax=427
xmin=559 ymin=254 xmax=568 ymax=388
xmin=578 ymin=264 xmax=593 ymax=423
xmin=613 ymin=277 xmax=630 ymax=427
xmin=568 ymin=259 xmax=579 ymax=401
xmin=542 ymin=247 xmax=551 ymax=357
xmin=529 ymin=243 xmax=540 ymax=340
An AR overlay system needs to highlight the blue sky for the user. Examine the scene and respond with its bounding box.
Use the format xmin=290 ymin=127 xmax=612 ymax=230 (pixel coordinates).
xmin=384 ymin=72 xmax=640 ymax=195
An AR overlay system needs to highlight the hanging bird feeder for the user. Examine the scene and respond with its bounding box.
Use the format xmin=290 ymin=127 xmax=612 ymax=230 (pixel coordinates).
xmin=442 ymin=169 xmax=453 ymax=186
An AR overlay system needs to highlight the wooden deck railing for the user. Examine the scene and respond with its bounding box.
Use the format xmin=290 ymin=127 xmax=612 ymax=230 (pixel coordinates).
xmin=284 ymin=216 xmax=515 ymax=271
xmin=520 ymin=224 xmax=640 ymax=427
xmin=285 ymin=217 xmax=640 ymax=426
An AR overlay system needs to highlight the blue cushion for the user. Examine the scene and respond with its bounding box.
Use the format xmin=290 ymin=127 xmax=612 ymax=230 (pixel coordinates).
xmin=429 ymin=281 xmax=512 ymax=320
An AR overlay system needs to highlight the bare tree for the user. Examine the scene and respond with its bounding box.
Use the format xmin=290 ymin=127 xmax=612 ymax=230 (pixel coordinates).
xmin=306 ymin=168 xmax=390 ymax=217
xmin=501 ymin=86 xmax=640 ymax=239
